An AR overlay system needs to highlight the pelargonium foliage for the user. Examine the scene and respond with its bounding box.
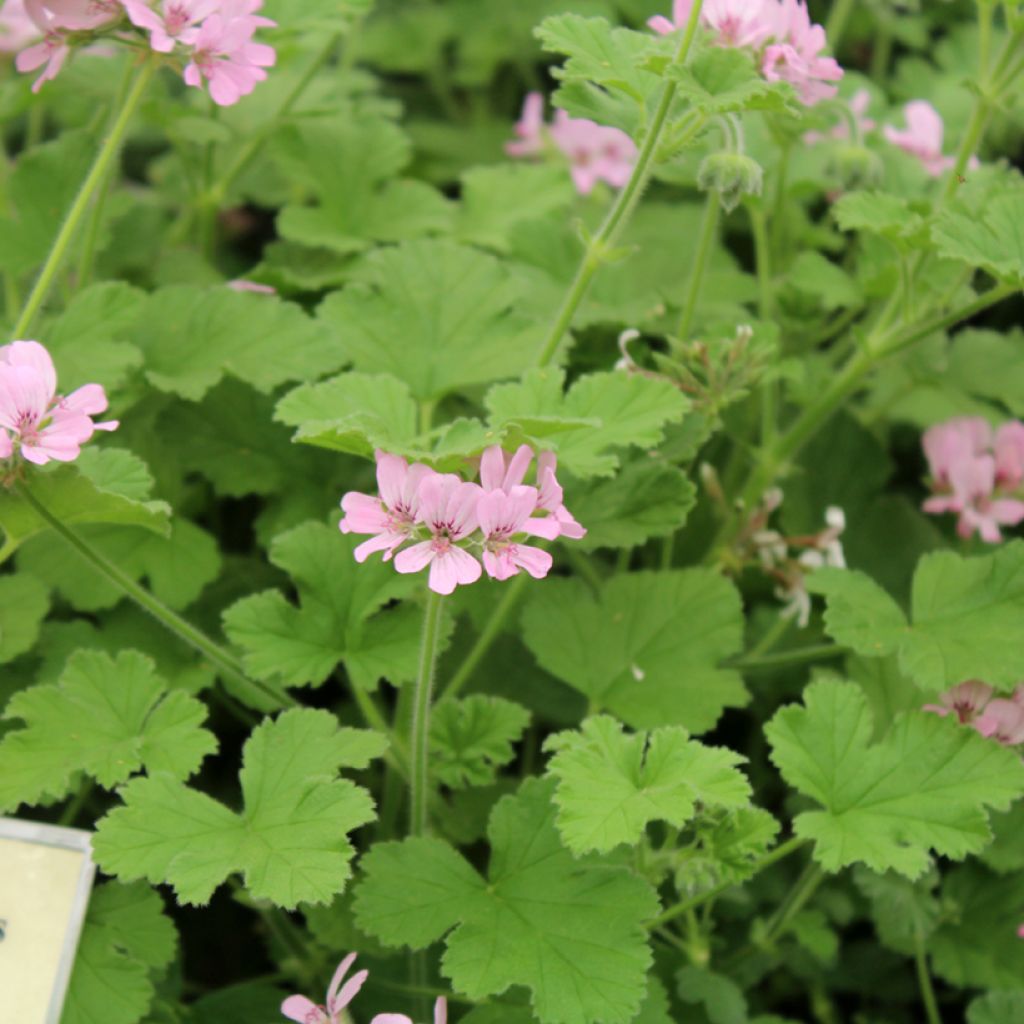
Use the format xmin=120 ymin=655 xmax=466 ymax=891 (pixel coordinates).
xmin=4 ymin=1 xmax=1024 ymax=1023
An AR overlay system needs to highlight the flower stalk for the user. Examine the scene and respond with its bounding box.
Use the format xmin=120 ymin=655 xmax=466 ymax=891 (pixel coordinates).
xmin=12 ymin=478 xmax=293 ymax=711
xmin=12 ymin=56 xmax=157 ymax=339
xmin=409 ymin=589 xmax=445 ymax=836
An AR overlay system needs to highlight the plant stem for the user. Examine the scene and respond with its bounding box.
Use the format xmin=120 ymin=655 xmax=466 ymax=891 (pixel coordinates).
xmin=533 ymin=0 xmax=707 ymax=368
xmin=677 ymin=191 xmax=720 ymax=341
xmin=824 ymin=0 xmax=856 ymax=50
xmin=13 ymin=479 xmax=293 ymax=711
xmin=12 ymin=58 xmax=156 ymax=339
xmin=914 ymin=930 xmax=944 ymax=1024
xmin=730 ymin=643 xmax=845 ymax=672
xmin=648 ymin=836 xmax=808 ymax=928
xmin=760 ymin=861 xmax=823 ymax=947
xmin=442 ymin=573 xmax=528 ymax=701
xmin=409 ymin=590 xmax=445 ymax=836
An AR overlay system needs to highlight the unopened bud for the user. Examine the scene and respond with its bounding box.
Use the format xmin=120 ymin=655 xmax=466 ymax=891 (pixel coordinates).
xmin=827 ymin=143 xmax=884 ymax=190
xmin=697 ymin=152 xmax=764 ymax=213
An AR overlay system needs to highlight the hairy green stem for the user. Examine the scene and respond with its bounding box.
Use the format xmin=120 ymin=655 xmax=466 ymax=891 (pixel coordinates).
xmin=823 ymin=0 xmax=856 ymax=50
xmin=730 ymin=643 xmax=845 ymax=672
xmin=677 ymin=190 xmax=720 ymax=341
xmin=760 ymin=861 xmax=823 ymax=947
xmin=442 ymin=574 xmax=528 ymax=701
xmin=649 ymin=836 xmax=809 ymax=928
xmin=12 ymin=58 xmax=156 ymax=339
xmin=914 ymin=930 xmax=944 ymax=1024
xmin=533 ymin=0 xmax=707 ymax=367
xmin=13 ymin=479 xmax=293 ymax=711
xmin=409 ymin=590 xmax=445 ymax=836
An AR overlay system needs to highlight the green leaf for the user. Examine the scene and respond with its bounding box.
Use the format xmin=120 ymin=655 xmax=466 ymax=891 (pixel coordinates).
xmin=41 ymin=282 xmax=145 ymax=394
xmin=133 ymin=286 xmax=341 ymax=401
xmin=17 ymin=518 xmax=221 ymax=612
xmin=854 ymin=867 xmax=940 ymax=956
xmin=522 ymin=572 xmax=746 ymax=734
xmin=62 ymin=881 xmax=177 ymax=1024
xmin=675 ymin=807 xmax=781 ymax=893
xmin=677 ymin=966 xmax=747 ymax=1024
xmin=930 ymin=863 xmax=1024 ymax=990
xmin=568 ymin=459 xmax=696 ymax=550
xmin=431 ymin=696 xmax=530 ymax=789
xmin=486 ymin=369 xmax=689 ymax=478
xmin=222 ymin=522 xmax=424 ymax=690
xmin=187 ymin=981 xmax=291 ymax=1024
xmin=981 ymin=800 xmax=1024 ymax=873
xmin=668 ymin=46 xmax=796 ymax=114
xmin=0 ymin=650 xmax=216 ymax=812
xmin=93 ymin=708 xmax=384 ymax=907
xmin=832 ymin=190 xmax=925 ymax=241
xmin=353 ymin=778 xmax=659 ymax=1024
xmin=933 ymin=192 xmax=1024 ymax=283
xmin=968 ymin=992 xmax=1024 ymax=1024
xmin=810 ymin=543 xmax=1024 ymax=692
xmin=0 ymin=132 xmax=93 ymax=277
xmin=274 ymin=116 xmax=451 ymax=254
xmin=456 ymin=164 xmax=575 ymax=253
xmin=786 ymin=252 xmax=861 ymax=311
xmin=536 ymin=14 xmax=661 ymax=104
xmin=0 ymin=449 xmax=170 ymax=556
xmin=317 ymin=241 xmax=537 ymax=402
xmin=0 ymin=573 xmax=49 ymax=664
xmin=544 ymin=716 xmax=750 ymax=854
xmin=765 ymin=679 xmax=1024 ymax=876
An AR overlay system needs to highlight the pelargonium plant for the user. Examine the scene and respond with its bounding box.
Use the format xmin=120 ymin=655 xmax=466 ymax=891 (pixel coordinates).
xmin=2 ymin=1 xmax=1024 ymax=1023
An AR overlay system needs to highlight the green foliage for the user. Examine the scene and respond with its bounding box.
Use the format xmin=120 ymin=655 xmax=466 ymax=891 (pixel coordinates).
xmin=677 ymin=967 xmax=748 ymax=1024
xmin=318 ymin=241 xmax=537 ymax=402
xmin=0 ymin=449 xmax=170 ymax=556
xmin=544 ymin=715 xmax=750 ymax=854
xmin=933 ymin=192 xmax=1024 ymax=283
xmin=274 ymin=115 xmax=451 ymax=253
xmin=431 ymin=695 xmax=531 ymax=789
xmin=222 ymin=522 xmax=424 ymax=690
xmin=810 ymin=543 xmax=1024 ymax=692
xmin=62 ymin=882 xmax=177 ymax=1024
xmin=0 ymin=650 xmax=215 ymax=812
xmin=486 ymin=369 xmax=689 ymax=478
xmin=93 ymin=709 xmax=385 ymax=907
xmin=0 ymin=573 xmax=49 ymax=663
xmin=133 ymin=286 xmax=340 ymax=401
xmin=353 ymin=778 xmax=659 ymax=1024
xmin=522 ymin=571 xmax=746 ymax=734
xmin=668 ymin=46 xmax=796 ymax=114
xmin=766 ymin=679 xmax=1024 ymax=876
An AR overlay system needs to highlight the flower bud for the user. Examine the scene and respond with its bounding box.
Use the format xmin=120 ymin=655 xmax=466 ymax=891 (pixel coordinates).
xmin=697 ymin=152 xmax=764 ymax=213
xmin=826 ymin=143 xmax=884 ymax=190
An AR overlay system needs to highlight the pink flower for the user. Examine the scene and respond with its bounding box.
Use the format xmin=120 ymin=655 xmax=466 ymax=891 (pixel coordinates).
xmin=884 ymin=101 xmax=965 ymax=178
xmin=0 ymin=340 xmax=117 ymax=465
xmin=0 ymin=0 xmax=41 ymax=54
xmin=393 ymin=473 xmax=483 ymax=595
xmin=549 ymin=111 xmax=637 ymax=194
xmin=506 ymin=91 xmax=546 ymax=158
xmin=340 ymin=451 xmax=433 ymax=564
xmin=761 ymin=0 xmax=842 ymax=105
xmin=15 ymin=29 xmax=67 ymax=89
xmin=923 ymin=680 xmax=994 ymax=722
xmin=372 ymin=998 xmax=448 ymax=1024
xmin=536 ymin=450 xmax=586 ymax=540
xmin=182 ymin=5 xmax=275 ymax=106
xmin=649 ymin=0 xmax=774 ymax=48
xmin=478 ymin=486 xmax=554 ymax=581
xmin=995 ymin=421 xmax=1024 ymax=490
xmin=25 ymin=0 xmax=120 ymax=31
xmin=281 ymin=953 xmax=368 ymax=1024
xmin=1018 ymin=923 xmax=1024 ymax=939
xmin=122 ymin=0 xmax=219 ymax=52
xmin=921 ymin=418 xmax=1024 ymax=542
xmin=975 ymin=698 xmax=1024 ymax=746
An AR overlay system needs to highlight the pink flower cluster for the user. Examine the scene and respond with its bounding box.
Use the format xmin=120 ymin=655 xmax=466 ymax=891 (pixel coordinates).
xmin=14 ymin=0 xmax=275 ymax=105
xmin=924 ymin=681 xmax=1024 ymax=748
xmin=282 ymin=952 xmax=447 ymax=1024
xmin=922 ymin=417 xmax=1024 ymax=543
xmin=649 ymin=0 xmax=843 ymax=106
xmin=506 ymin=92 xmax=638 ymax=195
xmin=339 ymin=446 xmax=586 ymax=596
xmin=0 ymin=340 xmax=117 ymax=466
